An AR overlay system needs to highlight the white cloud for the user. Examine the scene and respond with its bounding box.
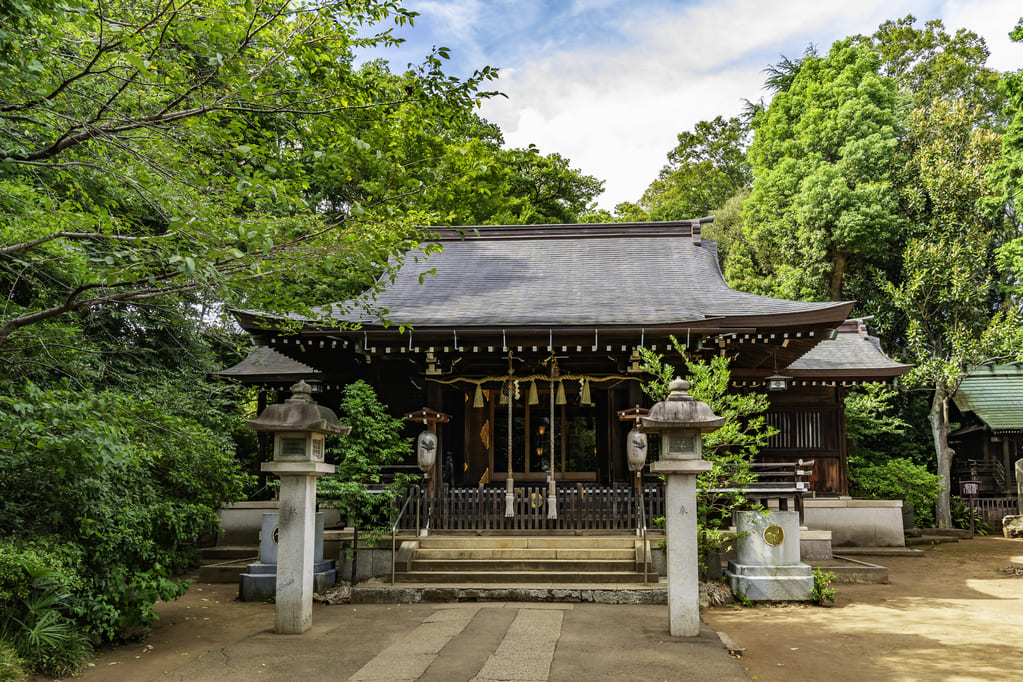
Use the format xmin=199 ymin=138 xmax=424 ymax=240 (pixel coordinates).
xmin=481 ymin=0 xmax=932 ymax=209
xmin=410 ymin=0 xmax=1022 ymax=211
xmin=942 ymin=0 xmax=1022 ymax=71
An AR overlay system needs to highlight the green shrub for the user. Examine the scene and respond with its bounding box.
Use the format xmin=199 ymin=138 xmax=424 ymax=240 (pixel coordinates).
xmin=951 ymin=498 xmax=990 ymax=535
xmin=0 ymin=543 xmax=91 ymax=677
xmin=0 ymin=384 xmax=250 ymax=641
xmin=848 ymin=458 xmax=939 ymax=528
xmin=0 ymin=639 xmax=28 ymax=682
xmin=318 ymin=381 xmax=416 ymax=540
xmin=811 ymin=567 xmax=836 ymax=604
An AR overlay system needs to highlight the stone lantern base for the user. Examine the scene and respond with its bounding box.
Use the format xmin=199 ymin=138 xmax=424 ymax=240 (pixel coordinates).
xmin=725 ymin=511 xmax=813 ymax=601
xmin=239 ymin=512 xmax=337 ymax=602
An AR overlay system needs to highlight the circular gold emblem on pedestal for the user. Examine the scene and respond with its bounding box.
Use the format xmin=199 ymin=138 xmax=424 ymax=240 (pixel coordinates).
xmin=763 ymin=524 xmax=785 ymax=547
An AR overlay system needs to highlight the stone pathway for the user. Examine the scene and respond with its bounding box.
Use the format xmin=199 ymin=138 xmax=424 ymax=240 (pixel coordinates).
xmin=349 ymin=605 xmax=569 ymax=681
xmin=151 ymin=601 xmax=747 ymax=681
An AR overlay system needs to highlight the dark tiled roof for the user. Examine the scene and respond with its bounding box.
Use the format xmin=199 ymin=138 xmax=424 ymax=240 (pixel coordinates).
xmin=317 ymin=222 xmax=851 ymax=328
xmin=785 ymin=320 xmax=912 ymax=379
xmin=953 ymin=362 xmax=1023 ymax=432
xmin=216 ymin=346 xmax=322 ymax=382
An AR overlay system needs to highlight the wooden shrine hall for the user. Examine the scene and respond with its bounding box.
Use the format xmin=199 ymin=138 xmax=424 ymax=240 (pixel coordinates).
xmin=228 ymin=220 xmax=910 ymax=528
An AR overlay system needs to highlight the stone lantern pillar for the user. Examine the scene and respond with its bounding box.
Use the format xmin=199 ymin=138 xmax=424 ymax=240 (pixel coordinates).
xmin=641 ymin=378 xmax=724 ymax=637
xmin=247 ymin=380 xmax=349 ymax=634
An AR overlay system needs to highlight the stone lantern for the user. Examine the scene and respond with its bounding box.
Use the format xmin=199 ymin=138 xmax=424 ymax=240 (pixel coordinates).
xmin=247 ymin=380 xmax=349 ymax=634
xmin=641 ymin=378 xmax=724 ymax=637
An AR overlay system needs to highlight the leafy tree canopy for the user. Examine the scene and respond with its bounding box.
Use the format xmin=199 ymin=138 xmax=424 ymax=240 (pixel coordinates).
xmin=738 ymin=40 xmax=903 ymax=304
xmin=0 ymin=0 xmax=499 ymax=358
xmin=855 ymin=15 xmax=1006 ymax=125
xmin=616 ymin=116 xmax=750 ymax=223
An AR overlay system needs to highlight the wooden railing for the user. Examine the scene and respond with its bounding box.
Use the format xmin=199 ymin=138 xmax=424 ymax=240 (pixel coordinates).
xmin=706 ymin=459 xmax=814 ymax=519
xmin=394 ymin=483 xmax=665 ymax=532
xmin=954 ymin=496 xmax=1019 ymax=530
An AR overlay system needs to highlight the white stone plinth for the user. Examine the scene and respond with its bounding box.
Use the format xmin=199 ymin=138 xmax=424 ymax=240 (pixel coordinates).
xmin=726 ymin=510 xmax=813 ymax=602
xmin=650 ymin=458 xmax=712 ymax=637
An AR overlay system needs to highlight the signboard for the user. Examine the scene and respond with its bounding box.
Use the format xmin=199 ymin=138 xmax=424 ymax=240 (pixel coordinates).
xmin=960 ymin=480 xmax=980 ymax=496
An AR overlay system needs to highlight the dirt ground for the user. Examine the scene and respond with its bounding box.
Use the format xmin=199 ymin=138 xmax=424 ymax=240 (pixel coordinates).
xmin=64 ymin=536 xmax=1023 ymax=681
xmin=704 ymin=536 xmax=1023 ymax=681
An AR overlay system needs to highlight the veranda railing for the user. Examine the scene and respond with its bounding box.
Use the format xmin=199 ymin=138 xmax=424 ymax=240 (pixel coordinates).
xmin=394 ymin=482 xmax=665 ymax=532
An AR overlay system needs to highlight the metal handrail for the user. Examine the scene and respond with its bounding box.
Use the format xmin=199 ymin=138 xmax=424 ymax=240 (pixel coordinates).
xmin=390 ymin=493 xmax=416 ymax=585
xmin=636 ymin=483 xmax=649 ymax=584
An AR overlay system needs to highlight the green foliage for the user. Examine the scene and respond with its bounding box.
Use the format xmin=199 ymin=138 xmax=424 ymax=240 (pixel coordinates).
xmin=848 ymin=458 xmax=939 ymax=528
xmin=741 ymin=40 xmax=903 ymax=304
xmin=318 ymin=381 xmax=415 ymax=540
xmin=992 ymin=20 xmax=1023 ymax=288
xmin=0 ymin=639 xmax=28 ymax=682
xmin=951 ymin=498 xmax=990 ymax=535
xmin=0 ymin=542 xmax=91 ymax=677
xmin=856 ymin=15 xmax=1006 ymax=125
xmin=811 ymin=567 xmax=837 ymax=604
xmin=844 ymin=384 xmax=908 ymax=446
xmin=640 ymin=345 xmax=775 ymax=560
xmin=883 ymin=97 xmax=1020 ymax=527
xmin=0 ymin=0 xmax=501 ymax=353
xmin=618 ymin=116 xmax=749 ymax=223
xmin=846 ymin=385 xmax=932 ymax=469
xmin=0 ymin=384 xmax=250 ymax=640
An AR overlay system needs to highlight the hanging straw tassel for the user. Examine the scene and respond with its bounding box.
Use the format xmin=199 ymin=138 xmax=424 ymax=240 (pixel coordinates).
xmin=580 ymin=378 xmax=591 ymax=405
xmin=528 ymin=381 xmax=539 ymax=405
xmin=473 ymin=384 xmax=485 ymax=408
xmin=499 ymin=382 xmax=508 ymax=405
xmin=556 ymin=380 xmax=566 ymax=405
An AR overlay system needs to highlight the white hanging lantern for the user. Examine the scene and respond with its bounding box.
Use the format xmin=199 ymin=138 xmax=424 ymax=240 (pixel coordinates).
xmin=417 ymin=430 xmax=438 ymax=475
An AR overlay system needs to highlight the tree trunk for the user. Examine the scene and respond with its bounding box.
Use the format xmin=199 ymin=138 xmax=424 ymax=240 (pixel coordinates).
xmin=928 ymin=382 xmax=953 ymax=528
xmin=829 ymin=250 xmax=849 ymax=301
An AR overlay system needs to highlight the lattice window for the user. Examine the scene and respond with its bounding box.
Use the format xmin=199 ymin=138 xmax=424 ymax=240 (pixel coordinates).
xmin=766 ymin=411 xmax=822 ymax=449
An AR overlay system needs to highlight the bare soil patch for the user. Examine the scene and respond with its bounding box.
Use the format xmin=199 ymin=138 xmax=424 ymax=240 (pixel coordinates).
xmin=704 ymin=536 xmax=1023 ymax=681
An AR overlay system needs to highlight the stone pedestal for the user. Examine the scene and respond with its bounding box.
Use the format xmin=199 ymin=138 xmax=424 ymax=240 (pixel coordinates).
xmin=725 ymin=511 xmax=813 ymax=601
xmin=239 ymin=512 xmax=336 ymax=602
xmin=650 ymin=458 xmax=712 ymax=636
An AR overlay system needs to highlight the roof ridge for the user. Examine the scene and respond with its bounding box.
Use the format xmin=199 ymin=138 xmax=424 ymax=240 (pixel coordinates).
xmin=425 ymin=220 xmax=712 ymax=242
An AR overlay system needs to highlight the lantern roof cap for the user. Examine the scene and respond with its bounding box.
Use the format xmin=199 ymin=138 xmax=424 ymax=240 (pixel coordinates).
xmin=640 ymin=378 xmax=725 ymax=432
xmin=246 ymin=381 xmax=348 ymax=435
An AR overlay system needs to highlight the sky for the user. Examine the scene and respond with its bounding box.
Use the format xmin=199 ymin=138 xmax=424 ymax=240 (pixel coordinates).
xmin=363 ymin=0 xmax=1023 ymax=211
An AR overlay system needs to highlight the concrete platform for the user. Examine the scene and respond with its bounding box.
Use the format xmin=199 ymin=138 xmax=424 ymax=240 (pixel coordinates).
xmin=811 ymin=556 xmax=889 ymax=583
xmin=835 ymin=546 xmax=925 ymax=557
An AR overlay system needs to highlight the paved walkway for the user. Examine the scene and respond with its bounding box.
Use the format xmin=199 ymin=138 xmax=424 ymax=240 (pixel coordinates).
xmin=160 ymin=602 xmax=748 ymax=681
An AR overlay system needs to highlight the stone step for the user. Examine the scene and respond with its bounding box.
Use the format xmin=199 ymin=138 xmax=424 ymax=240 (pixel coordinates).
xmin=905 ymin=535 xmax=960 ymax=546
xmin=199 ymin=546 xmax=259 ymax=562
xmin=394 ymin=570 xmax=648 ymax=584
xmin=198 ymin=561 xmax=250 ymax=583
xmin=409 ymin=559 xmax=638 ymax=572
xmin=416 ymin=536 xmax=636 ymax=550
xmin=414 ymin=548 xmax=636 ymax=561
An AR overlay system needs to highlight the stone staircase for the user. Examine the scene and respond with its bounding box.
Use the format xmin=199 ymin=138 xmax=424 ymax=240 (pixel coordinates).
xmin=392 ymin=535 xmax=650 ymax=584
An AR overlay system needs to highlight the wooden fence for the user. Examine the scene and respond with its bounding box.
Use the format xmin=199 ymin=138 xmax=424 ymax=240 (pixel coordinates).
xmin=954 ymin=496 xmax=1018 ymax=530
xmin=395 ymin=483 xmax=665 ymax=532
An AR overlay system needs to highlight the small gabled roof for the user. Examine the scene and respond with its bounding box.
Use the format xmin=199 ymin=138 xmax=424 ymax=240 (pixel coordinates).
xmin=953 ymin=362 xmax=1023 ymax=433
xmin=216 ymin=346 xmax=322 ymax=384
xmin=785 ymin=319 xmax=912 ymax=380
xmin=245 ymin=222 xmax=852 ymax=332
